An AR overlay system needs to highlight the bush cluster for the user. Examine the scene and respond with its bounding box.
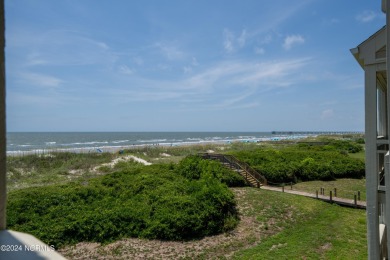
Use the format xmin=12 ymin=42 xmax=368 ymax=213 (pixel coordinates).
xmin=176 ymin=155 xmax=247 ymax=187
xmin=7 ymin=158 xmax=241 ymax=248
xmin=232 ymin=148 xmax=365 ymax=183
xmin=297 ymin=139 xmax=363 ymax=154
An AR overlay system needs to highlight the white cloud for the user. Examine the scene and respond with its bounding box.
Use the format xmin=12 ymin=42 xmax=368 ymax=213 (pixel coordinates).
xmin=322 ymin=18 xmax=339 ymax=26
xmin=237 ymin=30 xmax=247 ymax=47
xmin=182 ymin=57 xmax=199 ymax=74
xmin=133 ymin=57 xmax=144 ymax=66
xmin=223 ymin=29 xmax=235 ymax=53
xmin=8 ymin=91 xmax=68 ymax=107
xmin=231 ymin=58 xmax=310 ymax=87
xmin=260 ymin=35 xmax=273 ymax=44
xmin=157 ymin=64 xmax=171 ymax=71
xmin=211 ymin=90 xmax=256 ymax=109
xmin=99 ymin=57 xmax=311 ymax=111
xmin=356 ymin=10 xmax=379 ymax=23
xmin=175 ymin=59 xmax=308 ymax=103
xmin=254 ymin=47 xmax=265 ymax=55
xmin=191 ymin=57 xmax=199 ymax=66
xmin=283 ymin=35 xmax=305 ymax=50
xmin=119 ymin=65 xmax=134 ymax=75
xmin=321 ymin=109 xmax=334 ymax=119
xmin=183 ymin=66 xmax=192 ymax=74
xmin=155 ymin=42 xmax=185 ymax=60
xmin=19 ymin=72 xmax=63 ymax=88
xmin=223 ymin=29 xmax=249 ymax=53
xmin=25 ymin=52 xmax=48 ymax=66
xmin=10 ymin=30 xmax=117 ymax=67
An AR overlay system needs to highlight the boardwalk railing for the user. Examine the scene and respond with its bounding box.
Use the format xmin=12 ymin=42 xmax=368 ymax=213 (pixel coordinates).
xmin=199 ymin=153 xmax=267 ymax=187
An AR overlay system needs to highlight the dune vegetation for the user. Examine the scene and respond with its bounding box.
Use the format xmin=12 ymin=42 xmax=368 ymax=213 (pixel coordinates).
xmin=7 ymin=157 xmax=245 ymax=248
xmin=6 ymin=134 xmax=368 ymax=258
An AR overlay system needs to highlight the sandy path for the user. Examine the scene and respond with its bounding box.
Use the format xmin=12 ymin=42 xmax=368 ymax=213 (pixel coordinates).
xmin=126 ymin=155 xmax=152 ymax=165
xmin=92 ymin=155 xmax=152 ymax=172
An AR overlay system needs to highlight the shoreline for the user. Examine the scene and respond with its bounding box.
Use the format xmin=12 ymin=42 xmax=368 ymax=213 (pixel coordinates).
xmin=6 ymin=135 xmax=312 ymax=157
xmin=6 ymin=140 xmax=235 ymax=156
xmin=7 ymin=131 xmax=364 ymax=157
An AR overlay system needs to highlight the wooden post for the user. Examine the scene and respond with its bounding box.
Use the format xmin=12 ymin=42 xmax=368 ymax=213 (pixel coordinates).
xmin=354 ymin=194 xmax=357 ymax=208
xmin=330 ymin=191 xmax=333 ymax=203
xmin=334 ymin=188 xmax=337 ymax=197
xmin=364 ymin=62 xmax=381 ymax=259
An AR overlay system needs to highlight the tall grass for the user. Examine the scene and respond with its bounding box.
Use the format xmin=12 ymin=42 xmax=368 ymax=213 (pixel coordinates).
xmin=7 ymin=152 xmax=116 ymax=191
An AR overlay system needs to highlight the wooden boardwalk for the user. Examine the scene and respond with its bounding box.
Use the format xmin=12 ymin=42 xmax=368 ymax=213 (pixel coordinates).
xmin=261 ymin=185 xmax=366 ymax=209
xmin=200 ymin=152 xmax=366 ymax=210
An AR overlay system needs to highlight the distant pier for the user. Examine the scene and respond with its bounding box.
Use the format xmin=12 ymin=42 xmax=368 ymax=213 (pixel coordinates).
xmin=271 ymin=131 xmax=363 ymax=135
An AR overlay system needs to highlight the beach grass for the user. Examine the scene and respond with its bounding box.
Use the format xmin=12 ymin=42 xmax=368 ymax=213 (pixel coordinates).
xmin=348 ymin=150 xmax=365 ymax=161
xmin=6 ymin=143 xmax=232 ymax=191
xmin=6 ymin=152 xmax=117 ymax=191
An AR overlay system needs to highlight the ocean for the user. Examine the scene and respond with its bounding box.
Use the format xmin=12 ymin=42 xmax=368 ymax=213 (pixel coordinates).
xmin=6 ymin=132 xmax=299 ymax=155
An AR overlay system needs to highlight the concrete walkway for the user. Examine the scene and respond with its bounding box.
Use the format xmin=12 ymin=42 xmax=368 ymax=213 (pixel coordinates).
xmin=261 ymin=185 xmax=366 ymax=209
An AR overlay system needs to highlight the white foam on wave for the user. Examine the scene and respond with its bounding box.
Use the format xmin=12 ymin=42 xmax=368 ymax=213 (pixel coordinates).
xmin=112 ymin=140 xmax=129 ymax=144
xmin=136 ymin=139 xmax=168 ymax=143
xmin=62 ymin=141 xmax=109 ymax=146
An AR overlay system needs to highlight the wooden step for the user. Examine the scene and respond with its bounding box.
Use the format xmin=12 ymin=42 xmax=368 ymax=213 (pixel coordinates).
xmin=200 ymin=153 xmax=267 ymax=187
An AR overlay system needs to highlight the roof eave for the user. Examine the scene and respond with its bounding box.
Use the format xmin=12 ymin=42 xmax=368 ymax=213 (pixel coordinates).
xmin=350 ymin=47 xmax=364 ymax=68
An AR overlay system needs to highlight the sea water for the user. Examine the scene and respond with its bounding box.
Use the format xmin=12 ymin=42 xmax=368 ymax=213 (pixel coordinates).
xmin=6 ymin=132 xmax=309 ymax=155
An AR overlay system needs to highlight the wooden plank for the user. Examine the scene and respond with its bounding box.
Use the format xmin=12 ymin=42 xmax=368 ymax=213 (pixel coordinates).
xmin=261 ymin=186 xmax=366 ymax=209
xmin=365 ymin=64 xmax=380 ymax=258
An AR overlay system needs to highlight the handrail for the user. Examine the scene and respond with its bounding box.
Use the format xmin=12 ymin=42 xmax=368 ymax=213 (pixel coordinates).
xmin=199 ymin=153 xmax=267 ymax=186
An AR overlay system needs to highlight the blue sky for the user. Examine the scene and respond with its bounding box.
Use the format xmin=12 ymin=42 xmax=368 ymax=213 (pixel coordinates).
xmin=5 ymin=0 xmax=386 ymax=132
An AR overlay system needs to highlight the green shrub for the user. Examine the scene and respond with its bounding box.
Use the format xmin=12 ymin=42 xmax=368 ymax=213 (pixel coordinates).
xmin=232 ymin=148 xmax=365 ymax=184
xmin=7 ymin=160 xmax=240 ymax=248
xmin=176 ymin=155 xmax=246 ymax=187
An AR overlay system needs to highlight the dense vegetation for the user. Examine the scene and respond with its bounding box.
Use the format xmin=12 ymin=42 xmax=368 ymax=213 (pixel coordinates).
xmin=7 ymin=157 xmax=244 ymax=248
xmin=177 ymin=155 xmax=247 ymax=186
xmin=231 ymin=140 xmax=365 ymax=183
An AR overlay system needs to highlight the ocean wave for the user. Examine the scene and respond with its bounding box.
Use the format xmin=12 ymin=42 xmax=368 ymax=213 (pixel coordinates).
xmin=238 ymin=136 xmax=256 ymax=139
xmin=7 ymin=132 xmax=282 ymax=153
xmin=137 ymin=139 xmax=168 ymax=143
xmin=61 ymin=141 xmax=109 ymax=146
xmin=186 ymin=138 xmax=202 ymax=141
xmin=112 ymin=140 xmax=130 ymax=144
